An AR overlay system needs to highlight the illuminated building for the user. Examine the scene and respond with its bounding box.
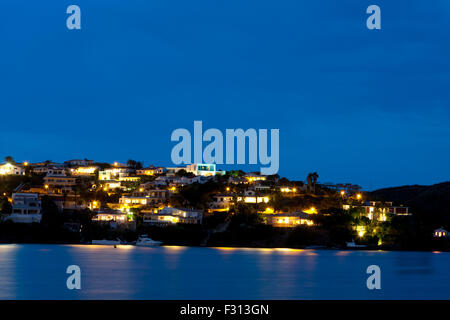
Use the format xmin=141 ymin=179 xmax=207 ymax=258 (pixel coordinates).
xmin=43 ymin=171 xmax=76 ymax=194
xmin=118 ymin=175 xmax=141 ymax=182
xmin=265 ymin=211 xmax=314 ymax=227
xmin=433 ymin=227 xmax=449 ymax=238
xmin=70 ymin=166 xmax=98 ymax=176
xmin=92 ymin=210 xmax=128 ymax=223
xmin=136 ymin=166 xmax=166 ymax=175
xmin=279 ymin=187 xmax=297 ymax=193
xmin=185 ymin=163 xmax=217 ymax=177
xmin=0 ymin=163 xmax=25 ymax=176
xmin=142 ymin=206 xmax=203 ymax=225
xmin=244 ymin=173 xmax=266 ymax=183
xmin=210 ymin=194 xmax=234 ymax=209
xmin=343 ymin=201 xmax=410 ymax=220
xmin=99 ymin=167 xmax=130 ymax=180
xmin=237 ymin=195 xmax=270 ymax=204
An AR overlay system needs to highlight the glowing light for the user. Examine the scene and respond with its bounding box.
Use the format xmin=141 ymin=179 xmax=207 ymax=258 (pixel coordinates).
xmin=264 ymin=207 xmax=274 ymax=213
xmin=226 ymin=187 xmax=230 ymax=191
xmin=356 ymin=225 xmax=366 ymax=237
xmin=356 ymin=193 xmax=362 ymax=200
xmin=164 ymin=246 xmax=187 ymax=252
xmin=44 ymin=185 xmax=49 ymax=189
xmin=215 ymin=247 xmax=237 ymax=251
xmin=340 ymin=190 xmax=345 ymax=196
xmin=304 ymin=207 xmax=317 ymax=214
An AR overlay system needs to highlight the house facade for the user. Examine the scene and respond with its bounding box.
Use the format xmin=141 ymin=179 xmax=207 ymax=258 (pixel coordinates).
xmin=265 ymin=211 xmax=314 ymax=227
xmin=0 ymin=163 xmax=25 ymax=176
xmin=5 ymin=193 xmax=42 ymax=223
xmin=143 ymin=206 xmax=203 ymax=225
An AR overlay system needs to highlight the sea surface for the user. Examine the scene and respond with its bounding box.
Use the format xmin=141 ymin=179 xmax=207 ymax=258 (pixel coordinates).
xmin=0 ymin=244 xmax=448 ymax=299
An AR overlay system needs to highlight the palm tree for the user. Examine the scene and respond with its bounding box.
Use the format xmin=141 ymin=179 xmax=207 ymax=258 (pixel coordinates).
xmin=306 ymin=172 xmax=319 ymax=193
xmin=4 ymin=156 xmax=14 ymax=164
xmin=312 ymin=172 xmax=319 ymax=193
xmin=306 ymin=173 xmax=313 ymax=193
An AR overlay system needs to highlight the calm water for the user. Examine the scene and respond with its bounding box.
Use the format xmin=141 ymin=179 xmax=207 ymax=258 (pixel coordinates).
xmin=0 ymin=244 xmax=449 ymax=299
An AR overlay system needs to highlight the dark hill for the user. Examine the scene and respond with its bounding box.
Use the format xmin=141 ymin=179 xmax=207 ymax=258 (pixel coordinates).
xmin=369 ymin=182 xmax=450 ymax=227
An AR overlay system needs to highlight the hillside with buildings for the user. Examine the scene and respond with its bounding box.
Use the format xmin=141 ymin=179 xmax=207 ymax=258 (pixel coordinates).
xmin=0 ymin=157 xmax=448 ymax=250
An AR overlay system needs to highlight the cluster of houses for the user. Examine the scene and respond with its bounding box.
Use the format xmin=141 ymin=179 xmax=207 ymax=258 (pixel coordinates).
xmin=0 ymin=160 xmax=216 ymax=226
xmin=1 ymin=158 xmax=446 ymax=238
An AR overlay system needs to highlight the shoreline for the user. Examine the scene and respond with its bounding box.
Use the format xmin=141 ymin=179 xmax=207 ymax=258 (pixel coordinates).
xmin=0 ymin=241 xmax=448 ymax=253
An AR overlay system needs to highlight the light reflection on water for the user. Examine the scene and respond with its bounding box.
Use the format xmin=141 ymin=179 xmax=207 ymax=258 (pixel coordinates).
xmin=0 ymin=244 xmax=449 ymax=300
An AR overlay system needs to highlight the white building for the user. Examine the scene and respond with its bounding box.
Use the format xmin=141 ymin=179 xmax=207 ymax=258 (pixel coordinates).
xmin=143 ymin=206 xmax=203 ymax=225
xmin=70 ymin=166 xmax=98 ymax=176
xmin=5 ymin=193 xmax=42 ymax=223
xmin=43 ymin=170 xmax=76 ymax=194
xmin=31 ymin=163 xmax=65 ymax=175
xmin=92 ymin=209 xmax=128 ymax=223
xmin=186 ymin=163 xmax=217 ymax=177
xmin=120 ymin=189 xmax=169 ymax=206
xmin=0 ymin=163 xmax=25 ymax=176
xmin=210 ymin=194 xmax=234 ymax=209
xmin=99 ymin=167 xmax=130 ymax=180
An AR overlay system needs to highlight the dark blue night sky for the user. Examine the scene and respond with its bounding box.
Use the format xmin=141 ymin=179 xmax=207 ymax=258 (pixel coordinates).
xmin=0 ymin=0 xmax=449 ymax=190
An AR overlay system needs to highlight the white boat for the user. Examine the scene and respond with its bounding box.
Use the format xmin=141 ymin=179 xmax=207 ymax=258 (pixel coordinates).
xmin=346 ymin=240 xmax=366 ymax=248
xmin=92 ymin=238 xmax=122 ymax=245
xmin=135 ymin=235 xmax=162 ymax=247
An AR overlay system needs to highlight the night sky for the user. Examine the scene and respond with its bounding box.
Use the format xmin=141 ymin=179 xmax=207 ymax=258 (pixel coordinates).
xmin=0 ymin=0 xmax=449 ymax=190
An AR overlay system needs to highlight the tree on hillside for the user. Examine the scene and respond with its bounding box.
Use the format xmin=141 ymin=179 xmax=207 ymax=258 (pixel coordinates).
xmin=41 ymin=196 xmax=62 ymax=227
xmin=4 ymin=156 xmax=14 ymax=164
xmin=307 ymin=172 xmax=319 ymax=193
xmin=175 ymin=169 xmax=194 ymax=178
xmin=127 ymin=159 xmax=143 ymax=169
xmin=0 ymin=197 xmax=12 ymax=214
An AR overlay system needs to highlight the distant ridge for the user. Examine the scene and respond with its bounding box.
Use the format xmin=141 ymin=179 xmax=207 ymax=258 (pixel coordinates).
xmin=369 ymin=181 xmax=450 ymax=225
